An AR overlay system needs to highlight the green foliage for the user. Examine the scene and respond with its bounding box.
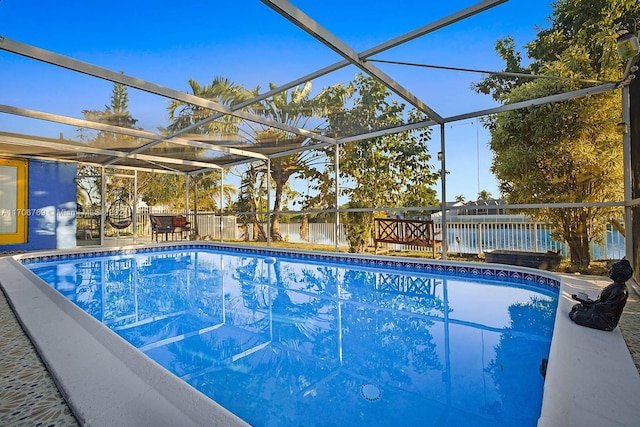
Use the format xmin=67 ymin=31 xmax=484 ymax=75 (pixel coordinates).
xmin=167 ymin=76 xmax=255 ymax=136
xmin=196 ymin=170 xmax=237 ymax=211
xmin=235 ymin=163 xmax=268 ymax=241
xmin=138 ymin=173 xmax=184 ymax=207
xmin=166 ymin=77 xmax=327 ymax=240
xmin=307 ymin=74 xmax=439 ymax=247
xmin=526 ymin=0 xmax=640 ymax=81
xmin=307 ymin=75 xmax=440 ymax=206
xmin=343 ymin=201 xmax=371 ymax=253
xmin=475 ymin=0 xmax=636 ymax=267
xmin=77 ymin=82 xmax=139 ymax=209
xmin=477 ymin=190 xmax=493 ymax=200
xmin=246 ymin=83 xmax=332 ymax=241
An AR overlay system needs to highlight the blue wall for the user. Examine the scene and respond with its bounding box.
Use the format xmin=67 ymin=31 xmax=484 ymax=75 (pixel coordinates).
xmin=0 ymin=160 xmax=77 ymax=252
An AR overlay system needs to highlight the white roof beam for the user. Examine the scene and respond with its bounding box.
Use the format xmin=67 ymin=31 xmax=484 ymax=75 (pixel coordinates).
xmin=342 ymin=83 xmax=618 ymax=145
xmin=261 ymin=0 xmax=445 ymax=123
xmin=0 ymin=104 xmax=268 ymax=161
xmin=442 ymin=83 xmax=617 ymax=123
xmin=0 ymin=154 xmax=185 ymax=175
xmin=3 ymin=0 xmax=502 ymax=163
xmin=262 ymin=82 xmax=618 ymax=159
xmin=358 ymin=0 xmax=509 ymax=58
xmin=0 ymin=37 xmax=337 ymax=144
xmin=190 ymin=0 xmax=506 ymax=132
xmin=0 ymin=134 xmax=222 ymax=170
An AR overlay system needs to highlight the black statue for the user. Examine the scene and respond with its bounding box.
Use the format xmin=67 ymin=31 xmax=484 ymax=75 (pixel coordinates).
xmin=569 ymin=259 xmax=634 ymax=331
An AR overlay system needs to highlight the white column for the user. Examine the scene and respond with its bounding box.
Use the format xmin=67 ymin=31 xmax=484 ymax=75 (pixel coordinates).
xmin=133 ymin=170 xmax=137 ymax=242
xmin=266 ymin=159 xmax=271 ymax=246
xmin=622 ymin=85 xmax=632 ymax=261
xmin=100 ymin=167 xmax=105 ymax=245
xmin=440 ymin=124 xmax=448 ymax=259
xmin=220 ymin=168 xmax=224 ymax=242
xmin=335 ymin=144 xmax=340 ymax=252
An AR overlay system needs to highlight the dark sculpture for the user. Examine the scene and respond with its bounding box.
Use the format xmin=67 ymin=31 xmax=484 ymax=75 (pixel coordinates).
xmin=569 ymin=259 xmax=634 ymax=331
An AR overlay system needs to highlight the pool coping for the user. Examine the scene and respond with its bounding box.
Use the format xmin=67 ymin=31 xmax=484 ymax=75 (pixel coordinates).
xmin=538 ymin=274 xmax=640 ymax=427
xmin=2 ymin=241 xmax=639 ymax=426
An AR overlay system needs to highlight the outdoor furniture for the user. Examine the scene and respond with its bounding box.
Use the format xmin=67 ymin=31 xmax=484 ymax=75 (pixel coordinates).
xmin=150 ymin=215 xmax=191 ymax=242
xmin=106 ymin=198 xmax=132 ymax=230
xmin=374 ymin=217 xmax=442 ymax=258
xmin=484 ymin=249 xmax=562 ymax=270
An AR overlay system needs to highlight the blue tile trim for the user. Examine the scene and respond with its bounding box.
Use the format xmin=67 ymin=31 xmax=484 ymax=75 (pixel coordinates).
xmin=18 ymin=242 xmax=561 ymax=291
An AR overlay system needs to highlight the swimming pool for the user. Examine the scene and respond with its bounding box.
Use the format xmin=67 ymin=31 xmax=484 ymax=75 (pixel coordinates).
xmin=23 ymin=244 xmax=558 ymax=426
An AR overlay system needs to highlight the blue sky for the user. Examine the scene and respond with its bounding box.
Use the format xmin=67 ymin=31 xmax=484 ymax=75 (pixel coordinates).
xmin=0 ymin=0 xmax=555 ymax=202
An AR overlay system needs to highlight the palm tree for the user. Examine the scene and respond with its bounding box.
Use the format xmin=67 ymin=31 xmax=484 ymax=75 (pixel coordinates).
xmin=167 ymin=77 xmax=342 ymax=241
xmin=246 ymin=82 xmax=333 ymax=241
xmin=167 ymin=77 xmax=255 ymax=136
xmin=197 ymin=170 xmax=238 ymax=211
xmin=236 ymin=164 xmax=268 ymax=241
xmin=477 ymin=190 xmax=493 ymax=201
xmin=165 ymin=77 xmax=252 ymax=236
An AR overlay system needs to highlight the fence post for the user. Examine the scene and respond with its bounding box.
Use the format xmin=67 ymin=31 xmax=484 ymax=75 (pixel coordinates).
xmin=477 ymin=223 xmax=484 ymax=254
xmin=533 ymin=222 xmax=538 ymax=252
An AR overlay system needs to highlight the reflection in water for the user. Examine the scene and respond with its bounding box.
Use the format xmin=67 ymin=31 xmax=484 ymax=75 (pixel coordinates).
xmin=488 ymin=298 xmax=556 ymax=423
xmin=28 ymin=250 xmax=557 ymax=427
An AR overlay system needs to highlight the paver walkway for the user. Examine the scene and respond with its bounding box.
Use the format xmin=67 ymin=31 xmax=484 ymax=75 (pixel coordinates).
xmin=0 ymin=291 xmax=79 ymax=426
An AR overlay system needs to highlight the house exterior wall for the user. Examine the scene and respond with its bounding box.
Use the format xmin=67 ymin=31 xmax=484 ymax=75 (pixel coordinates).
xmin=0 ymin=159 xmax=77 ymax=252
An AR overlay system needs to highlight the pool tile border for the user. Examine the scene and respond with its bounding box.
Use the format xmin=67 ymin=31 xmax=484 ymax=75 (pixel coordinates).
xmin=17 ymin=242 xmax=560 ymax=291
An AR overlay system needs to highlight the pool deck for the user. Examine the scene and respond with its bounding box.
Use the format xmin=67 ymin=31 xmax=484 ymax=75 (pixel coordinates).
xmin=538 ymin=274 xmax=640 ymax=427
xmin=1 ymin=243 xmax=639 ymax=426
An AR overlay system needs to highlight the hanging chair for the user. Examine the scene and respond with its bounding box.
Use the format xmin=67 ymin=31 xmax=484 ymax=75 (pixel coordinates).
xmin=107 ymin=198 xmax=133 ymax=229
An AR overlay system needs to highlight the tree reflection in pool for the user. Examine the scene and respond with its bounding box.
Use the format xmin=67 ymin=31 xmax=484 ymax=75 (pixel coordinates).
xmin=27 ymin=248 xmax=558 ymax=427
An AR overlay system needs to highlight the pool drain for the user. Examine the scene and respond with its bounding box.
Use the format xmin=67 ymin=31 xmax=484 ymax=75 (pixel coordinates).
xmin=361 ymin=384 xmax=381 ymax=401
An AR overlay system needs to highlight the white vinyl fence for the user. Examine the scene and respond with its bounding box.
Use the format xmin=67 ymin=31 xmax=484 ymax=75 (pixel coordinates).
xmin=101 ymin=208 xmax=624 ymax=261
xmin=258 ymin=219 xmax=623 ymax=261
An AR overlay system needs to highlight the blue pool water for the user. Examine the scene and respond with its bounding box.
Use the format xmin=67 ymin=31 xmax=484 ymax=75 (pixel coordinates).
xmin=26 ymin=248 xmax=558 ymax=426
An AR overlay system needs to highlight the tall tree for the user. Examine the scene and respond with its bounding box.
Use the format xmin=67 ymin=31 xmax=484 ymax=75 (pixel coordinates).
xmin=137 ymin=173 xmax=184 ymax=208
xmin=198 ymin=170 xmax=237 ymax=211
xmin=167 ymin=78 xmax=335 ymax=241
xmin=78 ymin=81 xmax=139 ymax=215
xmin=475 ymin=0 xmax=639 ymax=267
xmin=247 ymin=82 xmax=337 ymax=241
xmin=164 ymin=77 xmax=249 ymax=234
xmin=235 ymin=163 xmax=268 ymax=241
xmin=308 ymin=74 xmax=440 ymax=252
xmin=477 ymin=190 xmax=493 ymax=200
xmin=167 ymin=77 xmax=254 ymax=136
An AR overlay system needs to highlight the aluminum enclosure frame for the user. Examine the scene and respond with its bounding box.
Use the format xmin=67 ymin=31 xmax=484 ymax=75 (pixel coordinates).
xmin=0 ymin=0 xmax=638 ymax=260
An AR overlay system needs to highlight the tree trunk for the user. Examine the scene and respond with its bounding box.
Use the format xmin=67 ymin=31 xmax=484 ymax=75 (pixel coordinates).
xmin=300 ymin=213 xmax=309 ymax=241
xmin=249 ymin=195 xmax=266 ymax=242
xmin=270 ymin=178 xmax=285 ymax=241
xmin=268 ymin=158 xmax=297 ymax=242
xmin=565 ymin=226 xmax=591 ymax=268
xmin=193 ymin=181 xmax=199 ymax=237
xmin=252 ymin=220 xmax=266 ymax=241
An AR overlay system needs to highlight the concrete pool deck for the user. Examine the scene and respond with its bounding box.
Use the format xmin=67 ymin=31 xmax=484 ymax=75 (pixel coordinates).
xmin=1 ymin=246 xmax=639 ymax=426
xmin=538 ymin=274 xmax=640 ymax=426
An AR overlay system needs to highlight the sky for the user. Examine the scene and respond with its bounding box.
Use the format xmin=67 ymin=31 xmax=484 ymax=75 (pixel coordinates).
xmin=0 ymin=0 xmax=556 ymax=203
